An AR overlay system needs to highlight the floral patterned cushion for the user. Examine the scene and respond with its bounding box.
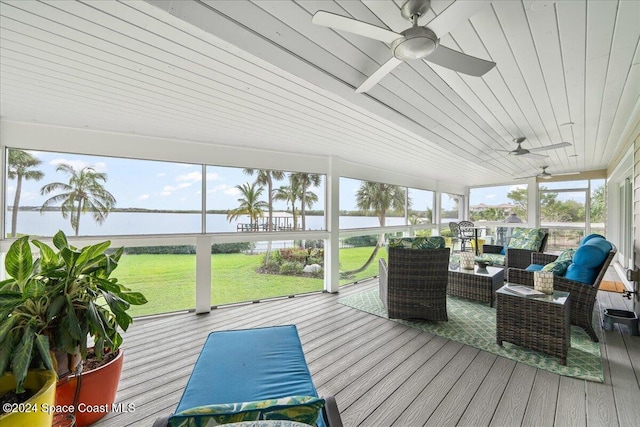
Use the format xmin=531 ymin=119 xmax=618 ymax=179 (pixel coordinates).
xmin=476 ymin=253 xmax=505 ymax=266
xmin=507 ymin=228 xmax=545 ymax=251
xmin=169 ymin=396 xmax=324 ymax=427
xmin=556 ymin=248 xmax=575 ymax=262
xmin=387 ymin=236 xmax=445 ymax=249
xmin=541 ymin=260 xmax=572 ymax=276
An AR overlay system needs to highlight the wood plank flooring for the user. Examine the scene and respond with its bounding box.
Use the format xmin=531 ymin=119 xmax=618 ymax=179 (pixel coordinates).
xmin=93 ymin=274 xmax=640 ymax=427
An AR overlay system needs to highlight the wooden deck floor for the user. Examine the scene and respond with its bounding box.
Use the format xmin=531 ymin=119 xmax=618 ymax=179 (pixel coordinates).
xmin=94 ymin=275 xmax=640 ymax=427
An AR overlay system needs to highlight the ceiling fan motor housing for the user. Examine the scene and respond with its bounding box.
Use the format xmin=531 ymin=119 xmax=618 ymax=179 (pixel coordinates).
xmin=392 ymin=26 xmax=438 ymax=60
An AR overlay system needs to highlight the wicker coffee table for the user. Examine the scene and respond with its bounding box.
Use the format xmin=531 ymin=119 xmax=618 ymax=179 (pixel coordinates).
xmin=496 ymin=285 xmax=571 ymax=365
xmin=448 ymin=265 xmax=505 ymax=307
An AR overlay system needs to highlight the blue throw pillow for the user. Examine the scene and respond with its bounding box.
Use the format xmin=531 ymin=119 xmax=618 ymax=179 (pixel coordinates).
xmin=565 ymin=263 xmax=598 ymax=285
xmin=572 ymin=236 xmax=611 ymax=267
xmin=500 ymin=245 xmax=507 ymax=255
xmin=525 ymin=264 xmax=545 ymax=272
xmin=583 ymin=236 xmax=612 ymax=255
xmin=580 ymin=233 xmax=606 ymax=246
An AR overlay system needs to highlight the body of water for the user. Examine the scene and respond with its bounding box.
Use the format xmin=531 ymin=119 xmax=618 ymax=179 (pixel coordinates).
xmin=5 ymin=211 xmax=407 ymax=238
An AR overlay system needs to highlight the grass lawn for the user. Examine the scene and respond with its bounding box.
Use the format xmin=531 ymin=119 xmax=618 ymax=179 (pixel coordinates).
xmin=117 ymin=246 xmax=386 ymax=317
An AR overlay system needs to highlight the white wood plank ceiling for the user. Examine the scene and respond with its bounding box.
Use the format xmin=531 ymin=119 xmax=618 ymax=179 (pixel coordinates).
xmin=1 ymin=0 xmax=638 ymax=186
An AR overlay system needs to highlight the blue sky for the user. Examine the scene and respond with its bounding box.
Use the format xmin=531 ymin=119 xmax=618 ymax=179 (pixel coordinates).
xmin=6 ymin=150 xmax=546 ymax=212
xmin=6 ymin=150 xmax=333 ymax=211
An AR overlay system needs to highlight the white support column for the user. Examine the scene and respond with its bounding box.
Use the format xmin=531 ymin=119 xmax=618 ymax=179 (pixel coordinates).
xmin=434 ymin=183 xmax=441 ymax=235
xmin=325 ymin=156 xmax=340 ymax=293
xmin=195 ymin=235 xmax=212 ymax=314
xmin=527 ymin=178 xmax=539 ymax=226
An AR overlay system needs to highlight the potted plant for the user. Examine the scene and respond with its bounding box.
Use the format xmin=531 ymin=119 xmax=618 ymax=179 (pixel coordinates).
xmin=0 ymin=230 xmax=147 ymax=426
xmin=0 ymin=370 xmax=57 ymax=426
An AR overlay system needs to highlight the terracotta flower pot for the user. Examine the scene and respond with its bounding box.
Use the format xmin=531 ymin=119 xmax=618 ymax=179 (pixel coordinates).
xmin=55 ymin=349 xmax=124 ymax=427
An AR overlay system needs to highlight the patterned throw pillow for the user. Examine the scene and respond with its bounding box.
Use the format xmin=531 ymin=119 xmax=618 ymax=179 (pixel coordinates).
xmin=169 ymin=396 xmax=325 ymax=427
xmin=556 ymin=249 xmax=575 ymax=262
xmin=541 ymin=260 xmax=572 ymax=276
xmin=507 ymin=228 xmax=545 ymax=251
xmin=387 ymin=236 xmax=445 ymax=249
xmin=477 ymin=253 xmax=505 ymax=266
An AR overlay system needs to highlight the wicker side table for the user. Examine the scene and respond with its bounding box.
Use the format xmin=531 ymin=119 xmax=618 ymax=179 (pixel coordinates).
xmin=448 ymin=265 xmax=505 ymax=307
xmin=496 ymin=285 xmax=571 ymax=365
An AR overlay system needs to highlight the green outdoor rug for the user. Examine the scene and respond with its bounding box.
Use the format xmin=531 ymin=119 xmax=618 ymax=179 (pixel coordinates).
xmin=339 ymin=287 xmax=603 ymax=382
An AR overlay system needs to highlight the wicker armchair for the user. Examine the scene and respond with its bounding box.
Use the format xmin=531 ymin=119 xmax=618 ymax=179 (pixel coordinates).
xmin=482 ymin=230 xmax=549 ymax=281
xmin=379 ymin=245 xmax=451 ymax=321
xmin=508 ymin=245 xmax=617 ymax=342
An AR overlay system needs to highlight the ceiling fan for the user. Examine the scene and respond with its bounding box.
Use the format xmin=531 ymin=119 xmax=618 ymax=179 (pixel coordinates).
xmin=516 ymin=166 xmax=580 ymax=180
xmin=312 ymin=0 xmax=496 ymax=93
xmin=498 ymin=137 xmax=572 ymax=158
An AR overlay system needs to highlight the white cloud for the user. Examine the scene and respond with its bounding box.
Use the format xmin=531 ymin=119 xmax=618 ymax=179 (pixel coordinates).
xmin=160 ymin=182 xmax=192 ymax=196
xmin=207 ymin=184 xmax=232 ymax=194
xmin=50 ymin=158 xmax=107 ymax=172
xmin=486 ymin=193 xmax=496 ymax=199
xmin=137 ymin=194 xmax=150 ymax=200
xmin=157 ymin=172 xmax=166 ymax=177
xmin=224 ymin=187 xmax=241 ymax=196
xmin=176 ymin=171 xmax=202 ymax=182
xmin=206 ymin=172 xmax=220 ymax=181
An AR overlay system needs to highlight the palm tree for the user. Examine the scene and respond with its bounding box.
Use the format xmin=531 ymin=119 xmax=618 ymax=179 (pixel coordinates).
xmin=344 ymin=181 xmax=407 ymax=275
xmin=290 ymin=173 xmax=321 ymax=231
xmin=40 ymin=163 xmax=116 ymax=236
xmin=7 ymin=149 xmax=44 ymax=237
xmin=273 ymin=182 xmax=300 ymax=230
xmin=226 ymin=182 xmax=268 ymax=230
xmin=243 ymin=168 xmax=285 ymax=231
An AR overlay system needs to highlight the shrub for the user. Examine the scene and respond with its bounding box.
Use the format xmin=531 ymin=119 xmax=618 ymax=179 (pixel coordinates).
xmin=304 ymin=240 xmax=324 ymax=249
xmin=344 ymin=235 xmax=377 ymax=247
xmin=123 ymin=242 xmax=252 ymax=255
xmin=278 ymin=248 xmax=311 ymax=264
xmin=279 ymin=261 xmax=304 ymax=275
xmin=211 ymin=242 xmax=252 ymax=254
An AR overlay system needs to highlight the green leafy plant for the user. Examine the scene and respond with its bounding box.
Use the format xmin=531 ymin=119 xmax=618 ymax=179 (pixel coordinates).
xmin=0 ymin=230 xmax=147 ymax=393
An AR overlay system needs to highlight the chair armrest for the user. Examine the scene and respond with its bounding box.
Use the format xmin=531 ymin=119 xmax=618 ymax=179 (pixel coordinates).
xmin=532 ymin=252 xmax=558 ymax=265
xmin=323 ymin=395 xmax=344 ymax=427
xmin=552 ymin=276 xmax=599 ymax=299
xmin=505 ymin=248 xmax=536 ymax=270
xmin=482 ymin=244 xmax=503 ymax=254
xmin=507 ymin=268 xmax=534 ymax=286
xmin=378 ymin=258 xmax=388 ymax=309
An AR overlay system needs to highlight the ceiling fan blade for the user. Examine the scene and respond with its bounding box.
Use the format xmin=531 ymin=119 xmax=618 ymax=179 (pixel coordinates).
xmin=312 ymin=11 xmax=402 ymax=44
xmin=426 ymin=0 xmax=490 ymax=38
xmin=554 ymin=171 xmax=581 ymax=176
xmin=426 ymin=46 xmax=495 ymax=76
xmin=527 ymin=142 xmax=572 ymax=153
xmin=356 ymin=57 xmax=403 ymax=93
xmin=521 ymin=152 xmax=549 ymax=159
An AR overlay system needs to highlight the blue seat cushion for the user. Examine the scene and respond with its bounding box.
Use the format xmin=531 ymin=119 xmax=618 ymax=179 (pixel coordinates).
xmin=525 ymin=264 xmax=545 ymax=272
xmin=171 ymin=325 xmax=325 ymax=427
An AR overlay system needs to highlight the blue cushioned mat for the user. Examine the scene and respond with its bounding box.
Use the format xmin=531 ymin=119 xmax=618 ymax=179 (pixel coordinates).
xmin=173 ymin=325 xmax=324 ymax=426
